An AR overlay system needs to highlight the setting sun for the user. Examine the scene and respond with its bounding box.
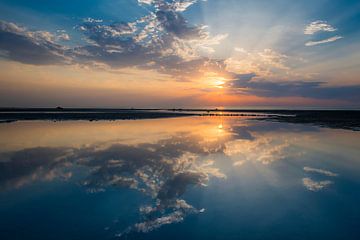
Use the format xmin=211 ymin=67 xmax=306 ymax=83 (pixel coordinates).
xmin=214 ymin=80 xmax=225 ymax=88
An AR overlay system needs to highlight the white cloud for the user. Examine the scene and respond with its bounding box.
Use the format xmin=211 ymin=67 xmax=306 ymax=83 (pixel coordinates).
xmin=302 ymin=177 xmax=333 ymax=191
xmin=173 ymin=0 xmax=196 ymax=11
xmin=57 ymin=33 xmax=70 ymax=41
xmin=305 ymin=35 xmax=343 ymax=46
xmin=303 ymin=166 xmax=338 ymax=177
xmin=138 ymin=0 xmax=154 ymax=4
xmin=83 ymin=17 xmax=103 ymax=23
xmin=304 ymin=20 xmax=337 ymax=35
xmin=226 ymin=48 xmax=295 ymax=79
xmin=138 ymin=0 xmax=203 ymax=12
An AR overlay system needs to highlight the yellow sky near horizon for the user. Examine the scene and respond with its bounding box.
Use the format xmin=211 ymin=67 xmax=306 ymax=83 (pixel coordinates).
xmin=0 ymin=60 xmax=349 ymax=108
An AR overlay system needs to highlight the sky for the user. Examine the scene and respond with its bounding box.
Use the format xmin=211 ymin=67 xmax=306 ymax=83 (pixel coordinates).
xmin=0 ymin=0 xmax=360 ymax=108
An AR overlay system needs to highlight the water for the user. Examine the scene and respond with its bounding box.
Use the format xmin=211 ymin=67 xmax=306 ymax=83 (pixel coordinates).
xmin=0 ymin=117 xmax=359 ymax=240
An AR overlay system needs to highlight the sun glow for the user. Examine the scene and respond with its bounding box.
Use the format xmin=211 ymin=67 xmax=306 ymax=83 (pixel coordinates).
xmin=206 ymin=76 xmax=228 ymax=89
xmin=214 ymin=80 xmax=225 ymax=88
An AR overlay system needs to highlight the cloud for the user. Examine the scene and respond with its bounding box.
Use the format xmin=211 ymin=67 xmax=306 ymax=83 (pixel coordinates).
xmin=0 ymin=0 xmax=224 ymax=81
xmin=303 ymin=20 xmax=343 ymax=47
xmin=138 ymin=0 xmax=202 ymax=12
xmin=58 ymin=33 xmax=70 ymax=41
xmin=0 ymin=20 xmax=70 ymax=65
xmin=303 ymin=166 xmax=338 ymax=177
xmin=155 ymin=8 xmax=205 ymax=38
xmin=71 ymin=0 xmax=226 ymax=80
xmin=302 ymin=177 xmax=333 ymax=191
xmin=226 ymin=48 xmax=299 ymax=80
xmin=227 ymin=73 xmax=360 ymax=101
xmin=138 ymin=0 xmax=154 ymax=5
xmin=304 ymin=20 xmax=337 ymax=35
xmin=83 ymin=17 xmax=103 ymax=23
xmin=305 ymin=35 xmax=343 ymax=46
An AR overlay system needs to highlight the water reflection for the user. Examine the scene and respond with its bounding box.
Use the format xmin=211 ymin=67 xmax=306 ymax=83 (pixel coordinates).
xmin=77 ymin=134 xmax=227 ymax=236
xmin=0 ymin=147 xmax=73 ymax=190
xmin=0 ymin=117 xmax=360 ymax=239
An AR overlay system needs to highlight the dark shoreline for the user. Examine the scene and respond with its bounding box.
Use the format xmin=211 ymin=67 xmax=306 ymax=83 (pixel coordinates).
xmin=0 ymin=110 xmax=196 ymax=122
xmin=0 ymin=108 xmax=360 ymax=131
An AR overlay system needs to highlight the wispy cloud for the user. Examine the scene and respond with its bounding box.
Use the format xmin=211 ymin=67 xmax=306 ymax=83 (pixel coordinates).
xmin=302 ymin=177 xmax=333 ymax=191
xmin=304 ymin=20 xmax=337 ymax=35
xmin=304 ymin=20 xmax=342 ymax=47
xmin=305 ymin=35 xmax=343 ymax=46
xmin=303 ymin=166 xmax=338 ymax=177
xmin=226 ymin=48 xmax=291 ymax=79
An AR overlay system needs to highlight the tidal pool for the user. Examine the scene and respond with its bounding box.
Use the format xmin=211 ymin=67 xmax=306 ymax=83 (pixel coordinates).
xmin=0 ymin=117 xmax=359 ymax=239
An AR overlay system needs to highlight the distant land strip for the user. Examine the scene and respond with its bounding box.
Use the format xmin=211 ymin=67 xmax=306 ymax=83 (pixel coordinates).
xmin=0 ymin=108 xmax=359 ymax=131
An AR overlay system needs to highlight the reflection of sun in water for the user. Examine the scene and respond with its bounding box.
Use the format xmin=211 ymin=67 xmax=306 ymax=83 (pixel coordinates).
xmin=217 ymin=122 xmax=225 ymax=134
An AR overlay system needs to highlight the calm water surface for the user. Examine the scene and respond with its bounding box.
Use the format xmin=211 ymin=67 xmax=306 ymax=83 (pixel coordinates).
xmin=0 ymin=117 xmax=359 ymax=239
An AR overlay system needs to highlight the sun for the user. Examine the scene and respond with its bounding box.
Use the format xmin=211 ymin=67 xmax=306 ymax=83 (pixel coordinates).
xmin=202 ymin=72 xmax=228 ymax=89
xmin=210 ymin=77 xmax=227 ymax=89
xmin=214 ymin=80 xmax=225 ymax=88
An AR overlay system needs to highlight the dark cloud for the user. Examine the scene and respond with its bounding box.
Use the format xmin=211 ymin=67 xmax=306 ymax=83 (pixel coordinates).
xmin=228 ymin=73 xmax=360 ymax=101
xmin=155 ymin=9 xmax=204 ymax=39
xmin=71 ymin=2 xmax=220 ymax=79
xmin=0 ymin=21 xmax=68 ymax=65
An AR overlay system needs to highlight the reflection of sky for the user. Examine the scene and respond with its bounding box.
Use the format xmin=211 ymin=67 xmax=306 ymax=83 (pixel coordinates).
xmin=0 ymin=117 xmax=360 ymax=239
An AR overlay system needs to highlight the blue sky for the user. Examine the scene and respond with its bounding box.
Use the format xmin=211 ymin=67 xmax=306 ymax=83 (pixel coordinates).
xmin=0 ymin=0 xmax=360 ymax=108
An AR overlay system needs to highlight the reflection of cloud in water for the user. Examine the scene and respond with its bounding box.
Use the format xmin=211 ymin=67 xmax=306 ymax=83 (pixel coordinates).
xmin=302 ymin=166 xmax=338 ymax=192
xmin=119 ymin=199 xmax=205 ymax=237
xmin=76 ymin=134 xmax=226 ymax=237
xmin=0 ymin=120 xmax=328 ymax=236
xmin=0 ymin=133 xmax=226 ymax=237
xmin=0 ymin=147 xmax=73 ymax=190
xmin=225 ymin=137 xmax=294 ymax=165
xmin=225 ymin=121 xmax=312 ymax=166
xmin=302 ymin=178 xmax=333 ymax=192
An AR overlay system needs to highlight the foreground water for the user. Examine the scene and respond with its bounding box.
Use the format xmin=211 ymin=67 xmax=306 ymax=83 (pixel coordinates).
xmin=0 ymin=117 xmax=359 ymax=240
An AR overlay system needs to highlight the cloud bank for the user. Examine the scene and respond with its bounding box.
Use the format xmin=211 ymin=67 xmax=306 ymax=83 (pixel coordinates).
xmin=227 ymin=73 xmax=360 ymax=102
